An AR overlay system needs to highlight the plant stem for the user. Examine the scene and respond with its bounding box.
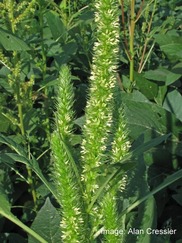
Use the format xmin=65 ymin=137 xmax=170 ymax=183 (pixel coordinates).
xmin=17 ymin=103 xmax=25 ymax=136
xmin=120 ymin=0 xmax=131 ymax=61
xmin=129 ymin=0 xmax=135 ymax=84
xmin=8 ymin=2 xmax=37 ymax=209
xmin=17 ymin=101 xmax=37 ymax=208
xmin=138 ymin=0 xmax=157 ymax=72
xmin=38 ymin=4 xmax=51 ymax=140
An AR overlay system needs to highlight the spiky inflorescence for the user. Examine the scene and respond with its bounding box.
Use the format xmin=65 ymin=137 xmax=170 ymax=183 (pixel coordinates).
xmin=100 ymin=186 xmax=119 ymax=242
xmin=102 ymin=106 xmax=131 ymax=242
xmin=51 ymin=65 xmax=86 ymax=243
xmin=81 ymin=0 xmax=120 ymax=203
xmin=111 ymin=108 xmax=131 ymax=163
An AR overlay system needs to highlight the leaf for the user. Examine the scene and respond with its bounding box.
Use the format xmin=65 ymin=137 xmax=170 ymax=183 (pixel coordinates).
xmin=172 ymin=188 xmax=182 ymax=206
xmin=0 ymin=113 xmax=10 ymax=132
xmin=101 ymin=155 xmax=156 ymax=243
xmin=0 ymin=28 xmax=30 ymax=51
xmin=123 ymin=100 xmax=164 ymax=138
xmin=0 ymin=233 xmax=26 ymax=243
xmin=132 ymin=134 xmax=171 ymax=157
xmin=135 ymin=72 xmax=158 ymax=100
xmin=155 ymin=34 xmax=182 ymax=60
xmin=0 ymin=133 xmax=57 ymax=199
xmin=45 ymin=11 xmax=66 ymax=41
xmin=121 ymin=169 xmax=182 ymax=216
xmin=74 ymin=116 xmax=85 ymax=128
xmin=0 ymin=133 xmax=27 ymax=157
xmin=166 ymin=71 xmax=181 ymax=86
xmin=62 ymin=41 xmax=77 ymax=57
xmin=29 ymin=198 xmax=61 ymax=243
xmin=0 ymin=152 xmax=57 ymax=201
xmin=122 ymin=75 xmax=131 ymax=90
xmin=0 ymin=190 xmax=11 ymax=213
xmin=144 ymin=68 xmax=181 ymax=85
xmin=121 ymin=92 xmax=181 ymax=140
xmin=163 ymin=89 xmax=182 ymax=122
xmin=54 ymin=41 xmax=78 ymax=66
xmin=136 ymin=197 xmax=157 ymax=243
xmin=0 ymin=192 xmax=47 ymax=243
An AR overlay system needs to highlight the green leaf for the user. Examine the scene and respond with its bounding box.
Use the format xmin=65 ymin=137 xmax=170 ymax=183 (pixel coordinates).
xmin=172 ymin=188 xmax=182 ymax=206
xmin=155 ymin=34 xmax=182 ymax=60
xmin=0 ymin=133 xmax=27 ymax=157
xmin=163 ymin=89 xmax=182 ymax=122
xmin=121 ymin=169 xmax=182 ymax=216
xmin=0 ymin=113 xmax=10 ymax=132
xmin=132 ymin=134 xmax=171 ymax=157
xmin=29 ymin=198 xmax=61 ymax=243
xmin=144 ymin=69 xmax=167 ymax=82
xmin=45 ymin=11 xmax=66 ymax=41
xmin=122 ymin=75 xmax=131 ymax=90
xmin=136 ymin=197 xmax=157 ymax=243
xmin=74 ymin=116 xmax=85 ymax=128
xmin=121 ymin=92 xmax=180 ymax=140
xmin=144 ymin=68 xmax=181 ymax=85
xmin=0 ymin=152 xmax=57 ymax=201
xmin=54 ymin=41 xmax=78 ymax=66
xmin=0 ymin=132 xmax=57 ymax=200
xmin=0 ymin=233 xmax=26 ymax=243
xmin=135 ymin=72 xmax=158 ymax=100
xmin=0 ymin=192 xmax=47 ymax=243
xmin=0 ymin=190 xmax=11 ymax=213
xmin=155 ymin=85 xmax=167 ymax=106
xmin=0 ymin=28 xmax=30 ymax=51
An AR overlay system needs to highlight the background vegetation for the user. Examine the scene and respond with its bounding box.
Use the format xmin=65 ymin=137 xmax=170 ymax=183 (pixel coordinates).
xmin=0 ymin=0 xmax=181 ymax=242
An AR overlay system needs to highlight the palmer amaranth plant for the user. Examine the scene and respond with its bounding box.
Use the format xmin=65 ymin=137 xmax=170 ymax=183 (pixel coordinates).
xmin=0 ymin=0 xmax=181 ymax=242
xmin=51 ymin=0 xmax=131 ymax=242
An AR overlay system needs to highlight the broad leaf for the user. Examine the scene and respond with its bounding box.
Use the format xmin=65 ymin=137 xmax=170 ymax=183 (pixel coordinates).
xmin=155 ymin=34 xmax=182 ymax=60
xmin=0 ymin=113 xmax=10 ymax=132
xmin=121 ymin=91 xmax=181 ymax=140
xmin=121 ymin=169 xmax=182 ymax=216
xmin=144 ymin=68 xmax=181 ymax=85
xmin=135 ymin=72 xmax=158 ymax=100
xmin=163 ymin=89 xmax=182 ymax=122
xmin=0 ymin=28 xmax=30 ymax=51
xmin=136 ymin=197 xmax=157 ymax=243
xmin=29 ymin=198 xmax=61 ymax=243
xmin=45 ymin=11 xmax=66 ymax=41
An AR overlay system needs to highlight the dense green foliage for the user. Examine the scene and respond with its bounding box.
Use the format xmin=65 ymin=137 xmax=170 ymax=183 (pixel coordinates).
xmin=0 ymin=0 xmax=182 ymax=242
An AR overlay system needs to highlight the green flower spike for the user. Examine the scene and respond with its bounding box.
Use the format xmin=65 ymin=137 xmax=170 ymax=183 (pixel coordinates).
xmin=111 ymin=108 xmax=131 ymax=163
xmin=102 ymin=107 xmax=131 ymax=243
xmin=80 ymin=0 xmax=122 ymax=238
xmin=81 ymin=0 xmax=120 ymax=203
xmin=51 ymin=65 xmax=85 ymax=243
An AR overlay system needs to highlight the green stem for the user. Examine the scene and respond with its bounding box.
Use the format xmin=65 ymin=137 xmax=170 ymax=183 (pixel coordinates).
xmin=17 ymin=102 xmax=37 ymax=208
xmin=17 ymin=103 xmax=25 ymax=136
xmin=138 ymin=0 xmax=157 ymax=73
xmin=129 ymin=0 xmax=135 ymax=85
xmin=9 ymin=1 xmax=37 ymax=208
xmin=38 ymin=5 xmax=51 ymax=140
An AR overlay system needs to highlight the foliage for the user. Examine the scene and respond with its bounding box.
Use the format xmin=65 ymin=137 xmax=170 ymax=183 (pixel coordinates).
xmin=0 ymin=0 xmax=181 ymax=242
